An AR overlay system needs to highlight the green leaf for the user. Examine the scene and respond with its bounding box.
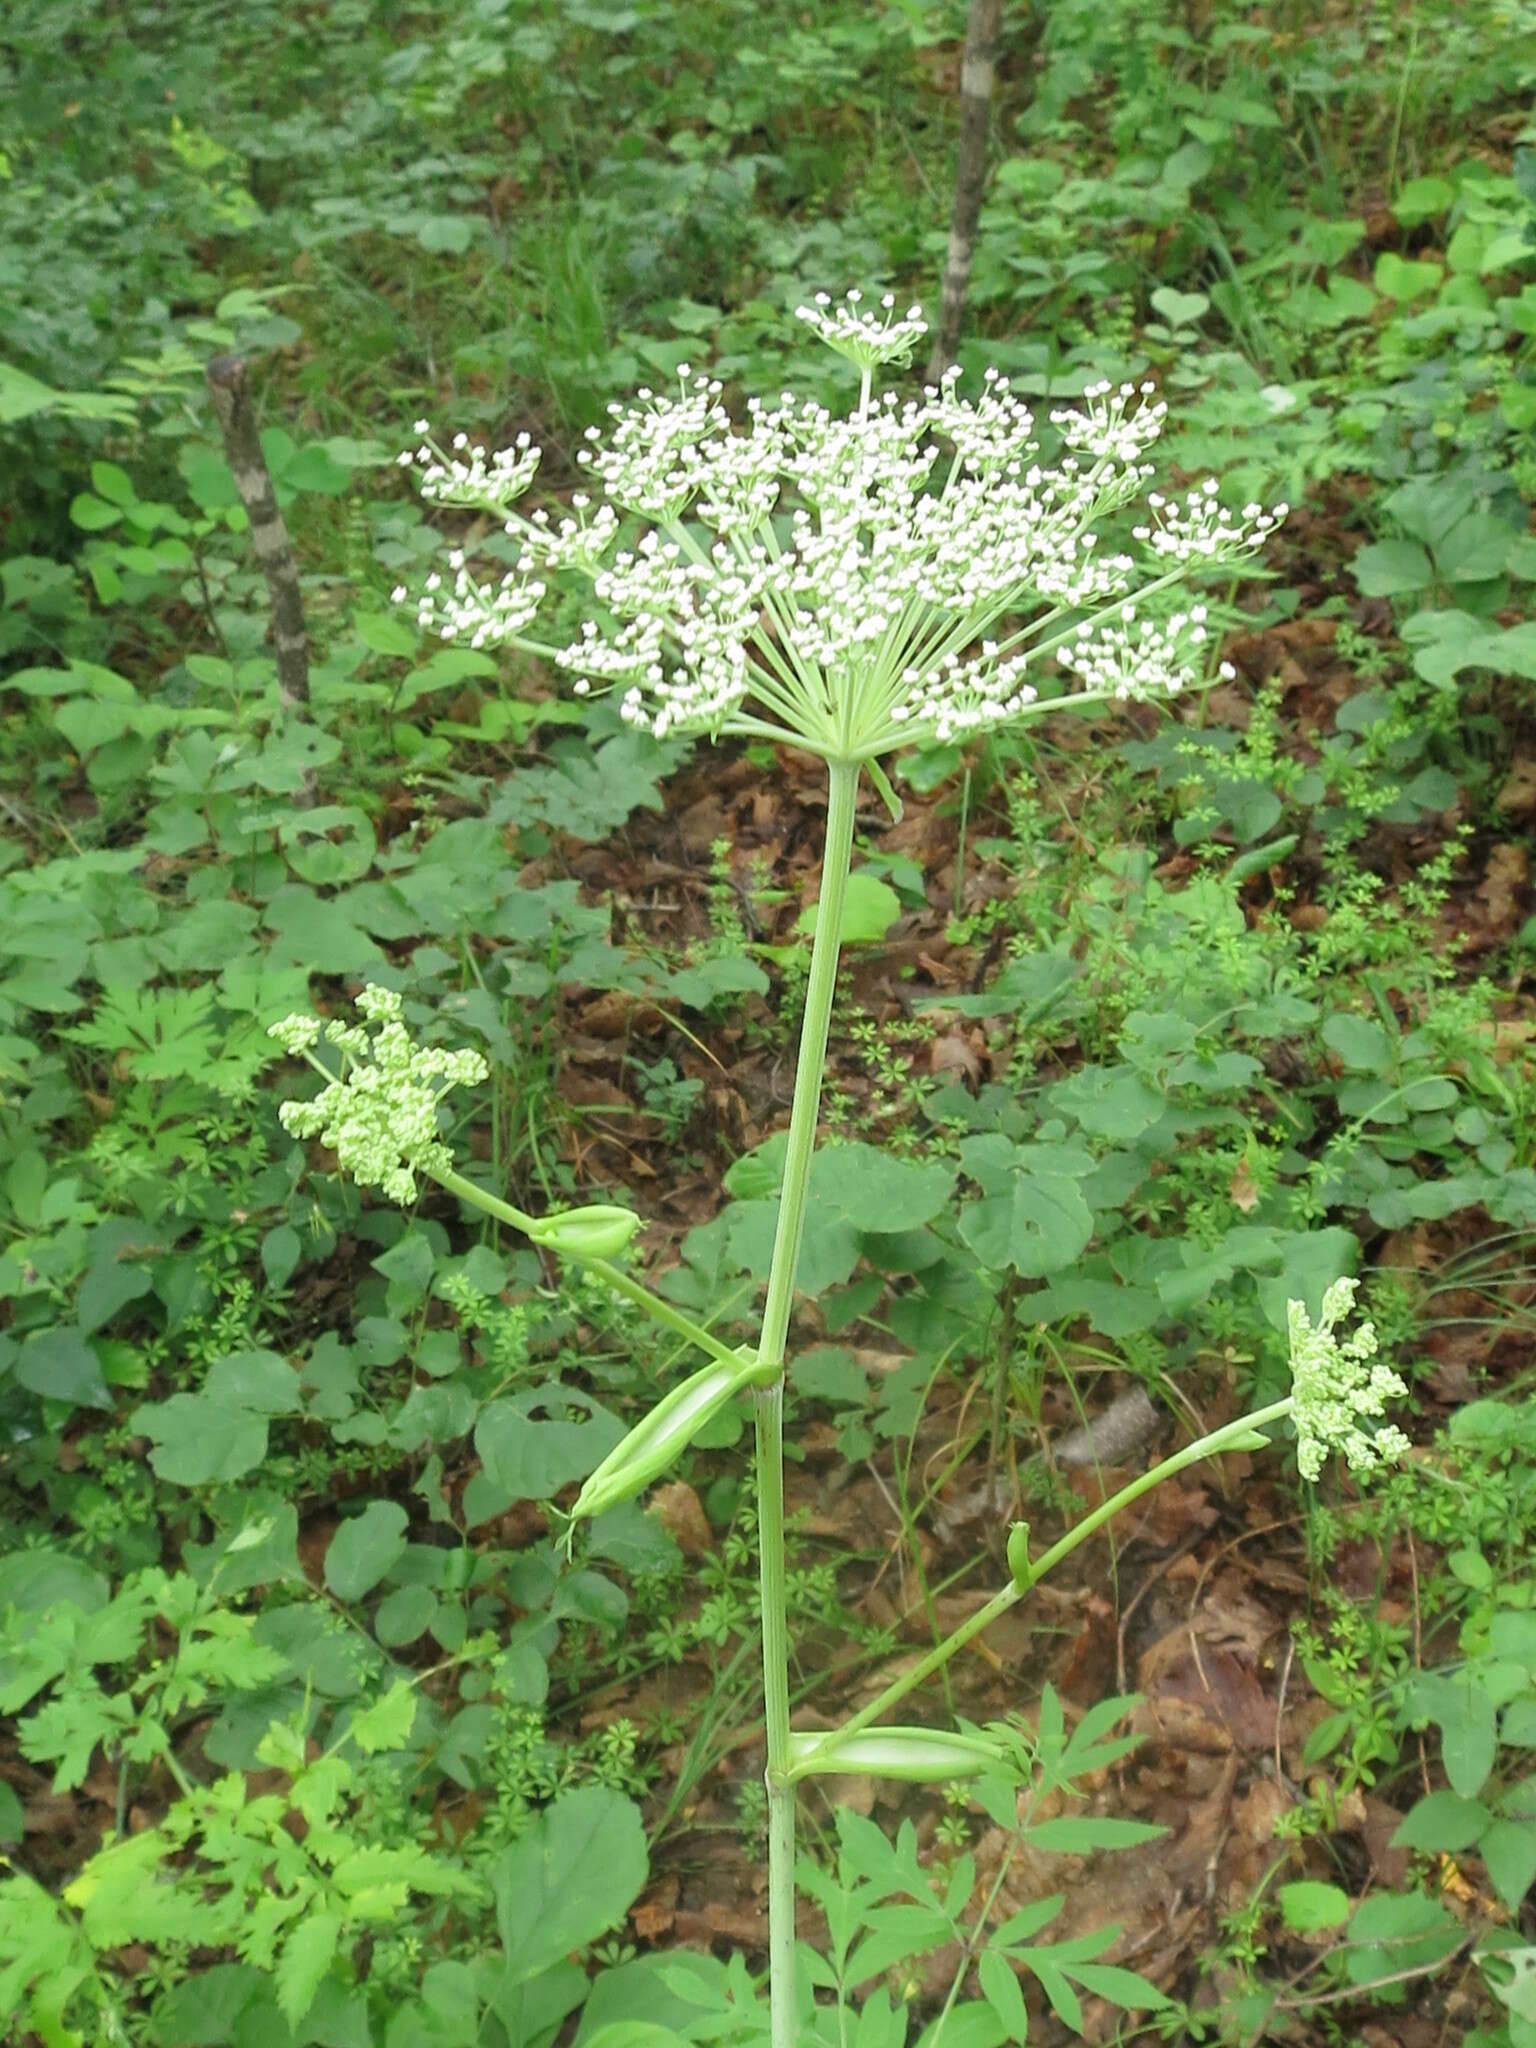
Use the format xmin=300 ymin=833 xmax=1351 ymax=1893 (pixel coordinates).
xmin=204 ymin=1350 xmax=300 ymax=1415
xmin=1322 ymin=1012 xmax=1395 ymax=1070
xmin=276 ymin=1911 xmax=341 ymax=2028
xmin=15 ymin=1325 xmax=112 ymax=1409
xmin=493 ymin=1786 xmax=649 ymax=1983
xmin=812 ymin=1142 xmax=956 ymax=1232
xmin=475 ymin=1385 xmax=625 ymax=1508
xmin=1023 ymin=1816 xmax=1165 ymax=1852
xmin=1149 ymin=286 xmax=1209 ymax=329
xmin=797 ymin=870 xmax=901 ymax=945
xmin=959 ymin=1160 xmax=1095 ymax=1280
xmin=376 ymin=1584 xmax=436 ymax=1647
xmin=978 ymin=1948 xmax=1029 ymax=2041
xmin=1436 ymin=512 xmax=1517 ymax=586
xmin=1352 ymin=539 xmax=1432 ymax=598
xmin=134 ymin=1394 xmax=270 ymax=1485
xmin=1278 ymin=1880 xmax=1351 ymax=1931
xmin=1373 ymin=252 xmax=1443 ymax=301
xmin=417 ymin=214 xmax=473 ymax=254
xmin=346 ymin=1680 xmax=418 ymax=1755
xmin=1393 ymin=174 xmax=1455 ymax=223
xmin=1344 ymin=1890 xmax=1461 ymax=1984
xmin=355 ymin=611 xmax=419 ymax=658
xmin=325 ymin=1501 xmax=409 ymax=1600
xmin=1392 ymin=1789 xmax=1490 ymax=1852
xmin=1442 ymin=1682 xmax=1499 ymax=1798
xmin=1479 ymin=1819 xmax=1536 ymax=1910
xmin=70 ymin=491 xmax=125 ymax=532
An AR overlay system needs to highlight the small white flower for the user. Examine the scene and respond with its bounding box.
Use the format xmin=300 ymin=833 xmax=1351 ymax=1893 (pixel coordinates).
xmin=1288 ymin=1277 xmax=1410 ymax=1482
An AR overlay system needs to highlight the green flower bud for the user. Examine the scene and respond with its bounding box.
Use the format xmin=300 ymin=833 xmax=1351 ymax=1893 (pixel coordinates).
xmin=787 ymin=1725 xmax=1007 ymax=1783
xmin=1007 ymin=1520 xmax=1031 ymax=1590
xmin=571 ymin=1346 xmax=774 ymax=1523
xmin=526 ymin=1204 xmax=642 ymax=1260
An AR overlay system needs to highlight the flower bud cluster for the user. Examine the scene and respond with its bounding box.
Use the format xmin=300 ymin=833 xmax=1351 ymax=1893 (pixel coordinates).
xmin=269 ymin=984 xmax=487 ymax=1205
xmin=393 ymin=554 xmax=547 ymax=648
xmin=1057 ymin=603 xmax=1237 ymax=702
xmin=393 ymin=295 xmax=1287 ymax=762
xmin=1287 ymin=1277 xmax=1410 ymax=1482
xmin=793 ymin=289 xmax=929 ymax=372
xmin=398 ymin=424 xmax=541 ymax=512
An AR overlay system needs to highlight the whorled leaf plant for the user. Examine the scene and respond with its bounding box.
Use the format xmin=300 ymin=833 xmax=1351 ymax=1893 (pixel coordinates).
xmin=270 ymin=295 xmax=1406 ymax=2047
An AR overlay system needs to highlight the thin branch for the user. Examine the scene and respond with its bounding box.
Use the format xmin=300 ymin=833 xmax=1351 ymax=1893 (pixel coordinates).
xmin=205 ymin=353 xmax=310 ymax=713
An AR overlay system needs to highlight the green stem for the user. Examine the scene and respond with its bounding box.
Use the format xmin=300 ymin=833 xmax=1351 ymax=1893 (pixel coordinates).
xmin=431 ymin=1166 xmax=743 ymax=1372
xmin=823 ymin=1398 xmax=1295 ymax=1750
xmin=754 ymin=757 xmax=860 ymax=2048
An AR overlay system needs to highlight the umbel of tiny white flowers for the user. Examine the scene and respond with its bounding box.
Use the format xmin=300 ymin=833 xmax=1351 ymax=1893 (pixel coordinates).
xmin=1287 ymin=1277 xmax=1410 ymax=1482
xmin=393 ymin=289 xmax=1286 ymax=765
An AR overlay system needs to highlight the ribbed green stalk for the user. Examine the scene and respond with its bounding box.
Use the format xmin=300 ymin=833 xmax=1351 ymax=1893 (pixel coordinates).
xmin=753 ymin=758 xmax=860 ymax=2048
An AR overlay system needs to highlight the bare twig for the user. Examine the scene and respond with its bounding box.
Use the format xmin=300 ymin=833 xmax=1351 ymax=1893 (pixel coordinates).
xmin=204 ymin=353 xmax=310 ymax=712
xmin=927 ymin=0 xmax=1006 ymax=383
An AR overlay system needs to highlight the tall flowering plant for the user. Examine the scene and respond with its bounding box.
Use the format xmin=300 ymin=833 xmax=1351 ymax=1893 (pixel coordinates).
xmin=270 ymin=298 xmax=1401 ymax=2046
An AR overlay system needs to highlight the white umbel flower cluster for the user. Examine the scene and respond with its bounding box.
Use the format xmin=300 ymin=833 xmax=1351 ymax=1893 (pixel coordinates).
xmin=268 ymin=984 xmax=487 ymax=1205
xmin=393 ymin=298 xmax=1286 ymax=763
xmin=398 ymin=424 xmax=541 ymax=511
xmin=793 ymin=289 xmax=929 ymax=372
xmin=1287 ymin=1277 xmax=1410 ymax=1483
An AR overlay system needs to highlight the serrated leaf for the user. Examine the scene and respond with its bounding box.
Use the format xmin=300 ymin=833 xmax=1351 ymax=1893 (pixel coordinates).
xmin=276 ymin=1911 xmax=340 ymax=2028
xmin=345 ymin=1680 xmax=417 ymax=1755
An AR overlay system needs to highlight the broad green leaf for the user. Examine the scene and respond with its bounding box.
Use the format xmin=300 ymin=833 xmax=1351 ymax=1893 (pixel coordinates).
xmin=494 ymin=1786 xmax=648 ymax=1983
xmin=1439 ymin=1680 xmax=1499 ymax=1797
xmin=69 ymin=491 xmax=125 ymax=532
xmin=1373 ymin=252 xmax=1443 ymax=301
xmin=15 ymin=1325 xmax=112 ymax=1409
xmin=1392 ymin=1789 xmax=1490 ymax=1852
xmin=797 ymin=870 xmax=901 ymax=945
xmin=325 ymin=1500 xmax=409 ymax=1600
xmin=355 ymin=611 xmax=419 ymax=658
xmin=959 ymin=1160 xmax=1094 ymax=1279
xmin=1393 ymin=174 xmax=1455 ymax=223
xmin=1436 ymin=512 xmax=1517 ymax=586
xmin=204 ymin=1350 xmax=301 ymax=1415
xmin=812 ymin=1142 xmax=955 ymax=1231
xmin=375 ymin=1584 xmax=436 ymax=1647
xmin=1480 ymin=1819 xmax=1536 ymax=1910
xmin=1351 ymin=539 xmax=1432 ymax=598
xmin=135 ymin=1394 xmax=270 ymax=1485
xmin=1343 ymin=1891 xmax=1461 ymax=1984
xmin=1278 ymin=1880 xmax=1351 ymax=1931
xmin=1322 ymin=1012 xmax=1394 ymax=1070
xmin=475 ymin=1385 xmax=625 ymax=1507
xmin=1149 ymin=286 xmax=1209 ymax=328
xmin=417 ymin=214 xmax=473 ymax=254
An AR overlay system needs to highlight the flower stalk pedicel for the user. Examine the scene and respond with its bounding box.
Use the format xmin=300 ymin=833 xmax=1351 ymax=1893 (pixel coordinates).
xmin=264 ymin=297 xmax=1375 ymax=2048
